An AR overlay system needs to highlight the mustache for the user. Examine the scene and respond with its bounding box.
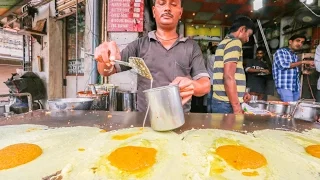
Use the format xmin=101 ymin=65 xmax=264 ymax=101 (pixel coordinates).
xmin=161 ymin=13 xmax=173 ymax=17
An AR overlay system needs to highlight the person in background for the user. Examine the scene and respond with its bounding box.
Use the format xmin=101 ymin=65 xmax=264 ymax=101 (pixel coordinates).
xmin=206 ymin=42 xmax=213 ymax=59
xmin=190 ymin=42 xmax=211 ymax=113
xmin=245 ymin=47 xmax=270 ymax=100
xmin=94 ymin=0 xmax=210 ymax=112
xmin=206 ymin=45 xmax=217 ymax=112
xmin=211 ymin=16 xmax=254 ymax=114
xmin=272 ymin=34 xmax=314 ymax=102
xmin=314 ymin=44 xmax=320 ymax=102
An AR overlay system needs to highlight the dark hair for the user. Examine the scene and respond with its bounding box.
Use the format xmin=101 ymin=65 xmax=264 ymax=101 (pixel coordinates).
xmin=153 ymin=0 xmax=182 ymax=5
xmin=210 ymin=45 xmax=217 ymax=54
xmin=229 ymin=16 xmax=255 ymax=34
xmin=289 ymin=34 xmax=306 ymax=41
xmin=207 ymin=42 xmax=212 ymax=48
xmin=256 ymin=47 xmax=265 ymax=53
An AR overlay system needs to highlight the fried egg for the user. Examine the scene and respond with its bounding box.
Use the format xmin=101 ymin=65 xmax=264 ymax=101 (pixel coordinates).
xmin=65 ymin=127 xmax=189 ymax=180
xmin=181 ymin=129 xmax=271 ymax=180
xmin=1 ymin=124 xmax=320 ymax=180
xmin=0 ymin=125 xmax=104 ymax=179
xmin=253 ymin=129 xmax=320 ymax=179
xmin=181 ymin=129 xmax=320 ymax=180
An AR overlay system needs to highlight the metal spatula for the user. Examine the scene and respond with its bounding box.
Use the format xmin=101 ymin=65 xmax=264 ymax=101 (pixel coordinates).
xmin=85 ymin=53 xmax=152 ymax=80
xmin=114 ymin=57 xmax=153 ymax=80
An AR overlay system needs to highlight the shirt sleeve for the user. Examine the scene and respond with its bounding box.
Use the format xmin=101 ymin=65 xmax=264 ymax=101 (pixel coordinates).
xmin=190 ymin=41 xmax=210 ymax=80
xmin=223 ymin=39 xmax=242 ymax=63
xmin=273 ymin=49 xmax=291 ymax=70
xmin=315 ymin=45 xmax=320 ymax=72
xmin=117 ymin=40 xmax=139 ymax=72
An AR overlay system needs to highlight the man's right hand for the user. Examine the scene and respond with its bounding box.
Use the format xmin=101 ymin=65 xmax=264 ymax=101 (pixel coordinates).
xmin=261 ymin=69 xmax=270 ymax=74
xmin=94 ymin=41 xmax=121 ymax=71
xmin=232 ymin=104 xmax=243 ymax=114
xmin=303 ymin=60 xmax=315 ymax=66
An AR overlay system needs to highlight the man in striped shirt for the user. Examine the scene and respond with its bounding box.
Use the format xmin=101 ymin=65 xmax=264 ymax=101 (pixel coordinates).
xmin=210 ymin=16 xmax=254 ymax=114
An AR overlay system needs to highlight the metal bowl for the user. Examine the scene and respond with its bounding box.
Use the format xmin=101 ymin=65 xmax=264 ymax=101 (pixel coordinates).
xmin=48 ymin=98 xmax=94 ymax=110
xmin=248 ymin=100 xmax=268 ymax=110
xmin=77 ymin=91 xmax=108 ymax=110
xmin=267 ymin=101 xmax=289 ymax=115
xmin=288 ymin=102 xmax=320 ymax=122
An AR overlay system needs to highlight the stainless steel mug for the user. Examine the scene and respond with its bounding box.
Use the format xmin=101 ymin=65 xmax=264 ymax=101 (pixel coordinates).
xmin=116 ymin=91 xmax=136 ymax=112
xmin=251 ymin=95 xmax=258 ymax=101
xmin=106 ymin=84 xmax=118 ymax=111
xmin=143 ymin=85 xmax=185 ymax=131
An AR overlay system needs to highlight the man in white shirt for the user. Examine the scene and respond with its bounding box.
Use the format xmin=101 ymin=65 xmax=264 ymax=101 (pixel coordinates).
xmin=315 ymin=45 xmax=320 ymax=102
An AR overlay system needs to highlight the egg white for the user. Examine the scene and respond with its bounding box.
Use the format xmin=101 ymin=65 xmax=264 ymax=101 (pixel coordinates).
xmin=253 ymin=129 xmax=320 ymax=179
xmin=303 ymin=128 xmax=320 ymax=139
xmin=180 ymin=129 xmax=273 ymax=180
xmin=65 ymin=127 xmax=189 ymax=180
xmin=0 ymin=125 xmax=104 ymax=180
xmin=1 ymin=124 xmax=320 ymax=180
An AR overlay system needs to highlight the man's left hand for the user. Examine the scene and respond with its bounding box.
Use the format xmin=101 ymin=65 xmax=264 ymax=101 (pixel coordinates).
xmin=243 ymin=92 xmax=251 ymax=103
xmin=171 ymin=77 xmax=195 ymax=105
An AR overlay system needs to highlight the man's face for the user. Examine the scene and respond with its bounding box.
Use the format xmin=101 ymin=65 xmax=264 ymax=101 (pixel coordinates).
xmin=238 ymin=26 xmax=253 ymax=44
xmin=256 ymin=50 xmax=264 ymax=60
xmin=289 ymin=38 xmax=305 ymax=51
xmin=152 ymin=0 xmax=182 ymax=27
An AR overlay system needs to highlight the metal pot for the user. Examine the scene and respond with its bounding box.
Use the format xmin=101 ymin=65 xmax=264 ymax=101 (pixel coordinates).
xmin=267 ymin=101 xmax=289 ymax=115
xmin=251 ymin=95 xmax=258 ymax=101
xmin=288 ymin=102 xmax=320 ymax=122
xmin=116 ymin=91 xmax=137 ymax=111
xmin=0 ymin=102 xmax=7 ymax=116
xmin=48 ymin=98 xmax=94 ymax=110
xmin=77 ymin=91 xmax=108 ymax=110
xmin=106 ymin=84 xmax=118 ymax=111
xmin=248 ymin=100 xmax=268 ymax=110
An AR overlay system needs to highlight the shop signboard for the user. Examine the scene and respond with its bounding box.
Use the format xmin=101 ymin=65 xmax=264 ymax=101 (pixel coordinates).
xmin=107 ymin=0 xmax=144 ymax=32
xmin=0 ymin=30 xmax=23 ymax=60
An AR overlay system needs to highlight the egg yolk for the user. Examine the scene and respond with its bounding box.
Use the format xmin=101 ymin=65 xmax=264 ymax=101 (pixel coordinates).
xmin=305 ymin=145 xmax=320 ymax=158
xmin=26 ymin=128 xmax=39 ymax=132
xmin=215 ymin=145 xmax=267 ymax=170
xmin=242 ymin=171 xmax=259 ymax=176
xmin=108 ymin=146 xmax=157 ymax=172
xmin=99 ymin=129 xmax=107 ymax=133
xmin=112 ymin=132 xmax=142 ymax=140
xmin=0 ymin=143 xmax=42 ymax=170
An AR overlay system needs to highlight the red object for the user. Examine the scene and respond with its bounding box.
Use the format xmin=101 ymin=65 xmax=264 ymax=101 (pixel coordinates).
xmin=107 ymin=0 xmax=144 ymax=32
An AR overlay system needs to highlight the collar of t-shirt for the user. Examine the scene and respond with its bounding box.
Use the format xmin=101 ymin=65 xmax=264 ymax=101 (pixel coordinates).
xmin=225 ymin=34 xmax=236 ymax=39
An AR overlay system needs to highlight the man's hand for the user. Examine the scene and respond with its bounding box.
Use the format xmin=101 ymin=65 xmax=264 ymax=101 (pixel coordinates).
xmin=261 ymin=69 xmax=270 ymax=74
xmin=232 ymin=104 xmax=243 ymax=114
xmin=243 ymin=92 xmax=251 ymax=103
xmin=304 ymin=60 xmax=315 ymax=66
xmin=170 ymin=77 xmax=195 ymax=105
xmin=94 ymin=41 xmax=121 ymax=71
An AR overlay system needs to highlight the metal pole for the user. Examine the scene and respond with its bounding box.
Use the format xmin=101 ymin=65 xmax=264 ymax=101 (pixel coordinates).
xmin=252 ymin=34 xmax=259 ymax=48
xmin=257 ymin=19 xmax=273 ymax=62
xmin=75 ymin=0 xmax=79 ymax=95
xmin=23 ymin=35 xmax=26 ymax=70
xmin=91 ymin=0 xmax=100 ymax=84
